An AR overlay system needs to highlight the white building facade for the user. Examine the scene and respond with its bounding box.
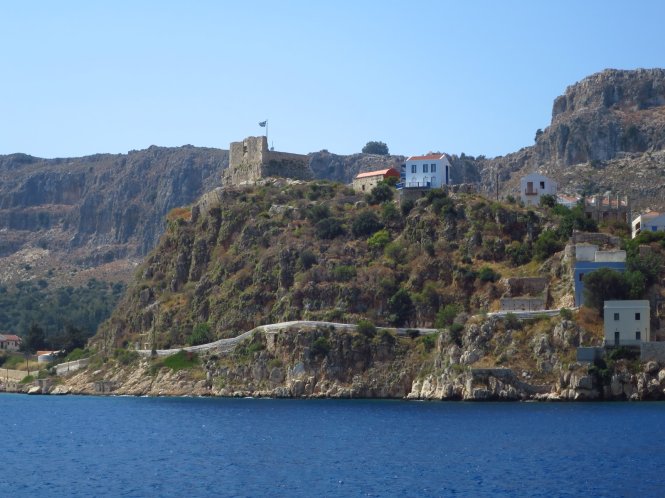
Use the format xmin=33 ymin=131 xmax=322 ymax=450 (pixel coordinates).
xmin=520 ymin=173 xmax=558 ymax=207
xmin=404 ymin=154 xmax=451 ymax=188
xmin=631 ymin=210 xmax=665 ymax=239
xmin=603 ymin=300 xmax=650 ymax=347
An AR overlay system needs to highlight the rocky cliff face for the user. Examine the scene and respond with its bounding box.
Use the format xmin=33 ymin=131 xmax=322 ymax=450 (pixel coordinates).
xmin=55 ymin=315 xmax=663 ymax=401
xmin=0 ymin=146 xmax=228 ymax=285
xmin=483 ymin=69 xmax=665 ymax=210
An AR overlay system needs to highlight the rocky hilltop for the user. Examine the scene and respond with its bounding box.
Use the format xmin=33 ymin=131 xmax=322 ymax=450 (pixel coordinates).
xmin=483 ymin=69 xmax=665 ymax=210
xmin=0 ymin=146 xmax=227 ymax=284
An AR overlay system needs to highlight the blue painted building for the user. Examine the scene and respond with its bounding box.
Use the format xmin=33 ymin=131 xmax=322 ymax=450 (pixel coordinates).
xmin=574 ymin=261 xmax=626 ymax=307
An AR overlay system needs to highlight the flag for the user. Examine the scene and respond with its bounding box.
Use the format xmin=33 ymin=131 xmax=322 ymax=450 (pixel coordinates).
xmin=259 ymin=120 xmax=267 ymax=127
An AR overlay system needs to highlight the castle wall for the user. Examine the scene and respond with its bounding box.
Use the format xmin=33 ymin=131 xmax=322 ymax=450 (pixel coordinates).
xmin=223 ymin=136 xmax=312 ymax=186
xmin=263 ymin=151 xmax=312 ymax=181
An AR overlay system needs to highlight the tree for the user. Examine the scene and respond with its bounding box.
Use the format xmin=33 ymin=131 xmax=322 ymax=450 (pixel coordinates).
xmin=367 ymin=182 xmax=394 ymax=204
xmin=388 ymin=289 xmax=414 ymax=326
xmin=351 ymin=211 xmax=383 ymax=237
xmin=315 ymin=217 xmax=345 ymax=239
xmin=362 ymin=141 xmax=389 ymax=155
xmin=533 ymin=229 xmax=563 ymax=261
xmin=583 ymin=268 xmax=630 ymax=315
xmin=21 ymin=323 xmax=46 ymax=354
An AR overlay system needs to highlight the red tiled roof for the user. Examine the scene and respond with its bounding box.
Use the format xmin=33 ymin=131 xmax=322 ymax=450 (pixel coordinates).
xmin=0 ymin=334 xmax=20 ymax=342
xmin=355 ymin=168 xmax=399 ymax=179
xmin=406 ymin=154 xmax=446 ymax=161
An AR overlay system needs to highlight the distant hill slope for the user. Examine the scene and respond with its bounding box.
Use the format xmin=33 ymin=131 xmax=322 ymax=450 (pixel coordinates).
xmin=0 ymin=145 xmax=227 ymax=266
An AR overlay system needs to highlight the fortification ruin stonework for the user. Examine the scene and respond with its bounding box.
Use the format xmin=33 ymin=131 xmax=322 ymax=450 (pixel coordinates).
xmin=222 ymin=136 xmax=313 ymax=186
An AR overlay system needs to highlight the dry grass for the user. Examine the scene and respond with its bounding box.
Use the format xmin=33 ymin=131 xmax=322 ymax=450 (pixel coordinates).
xmin=577 ymin=306 xmax=604 ymax=340
xmin=167 ymin=207 xmax=192 ymax=222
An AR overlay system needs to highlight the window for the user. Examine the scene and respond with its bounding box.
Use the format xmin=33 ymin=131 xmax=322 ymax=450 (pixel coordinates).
xmin=431 ymin=164 xmax=436 ymax=173
xmin=423 ymin=164 xmax=429 ymax=173
xmin=540 ymin=181 xmax=545 ymax=189
xmin=614 ymin=313 xmax=620 ymax=321
xmin=411 ymin=164 xmax=417 ymax=173
xmin=635 ymin=312 xmax=641 ymax=321
xmin=636 ymin=331 xmax=641 ymax=341
xmin=579 ymin=273 xmax=584 ymax=282
xmin=652 ymin=226 xmax=658 ymax=231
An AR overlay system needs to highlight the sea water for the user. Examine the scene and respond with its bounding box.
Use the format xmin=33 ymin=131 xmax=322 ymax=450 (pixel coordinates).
xmin=0 ymin=395 xmax=663 ymax=497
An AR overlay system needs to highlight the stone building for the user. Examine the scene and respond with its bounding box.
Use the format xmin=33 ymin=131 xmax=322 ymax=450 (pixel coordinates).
xmin=352 ymin=168 xmax=400 ymax=193
xmin=222 ymin=136 xmax=313 ymax=186
xmin=584 ymin=193 xmax=630 ymax=224
xmin=604 ymin=300 xmax=650 ymax=347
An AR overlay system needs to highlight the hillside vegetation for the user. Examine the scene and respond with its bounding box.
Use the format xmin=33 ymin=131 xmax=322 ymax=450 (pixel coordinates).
xmin=96 ymin=180 xmax=592 ymax=351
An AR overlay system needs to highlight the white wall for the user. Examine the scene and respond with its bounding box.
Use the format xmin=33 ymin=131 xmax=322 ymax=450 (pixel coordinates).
xmin=594 ymin=250 xmax=626 ymax=262
xmin=632 ymin=213 xmax=665 ymax=239
xmin=604 ymin=300 xmax=650 ymax=346
xmin=575 ymin=244 xmax=599 ymax=262
xmin=404 ymin=156 xmax=450 ymax=188
xmin=520 ymin=173 xmax=558 ymax=206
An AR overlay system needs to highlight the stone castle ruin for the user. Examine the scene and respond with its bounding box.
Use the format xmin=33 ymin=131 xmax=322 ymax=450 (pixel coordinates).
xmin=222 ymin=136 xmax=313 ymax=186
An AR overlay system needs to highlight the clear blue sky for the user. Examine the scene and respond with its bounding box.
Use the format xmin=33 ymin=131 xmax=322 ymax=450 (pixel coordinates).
xmin=2 ymin=1 xmax=664 ymax=159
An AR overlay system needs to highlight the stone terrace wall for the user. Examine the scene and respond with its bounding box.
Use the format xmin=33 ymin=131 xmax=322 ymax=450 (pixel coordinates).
xmin=505 ymin=277 xmax=548 ymax=296
xmin=572 ymin=231 xmax=621 ymax=248
xmin=500 ymin=297 xmax=547 ymax=312
xmin=641 ymin=342 xmax=665 ymax=362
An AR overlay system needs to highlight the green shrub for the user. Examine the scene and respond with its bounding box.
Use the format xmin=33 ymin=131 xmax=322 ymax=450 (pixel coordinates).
xmin=311 ymin=337 xmax=331 ymax=357
xmin=161 ymin=350 xmax=199 ymax=371
xmin=367 ymin=229 xmax=391 ymax=250
xmin=332 ymin=265 xmax=356 ymax=282
xmin=351 ymin=211 xmax=383 ymax=237
xmin=401 ymin=199 xmax=415 ymax=216
xmin=20 ymin=375 xmax=35 ymax=384
xmin=367 ymin=182 xmax=394 ymax=204
xmin=435 ymin=304 xmax=460 ymax=328
xmin=449 ymin=323 xmax=464 ymax=346
xmin=506 ymin=241 xmax=532 ymax=266
xmin=559 ymin=308 xmax=573 ymax=320
xmin=306 ymin=204 xmax=330 ymax=223
xmin=381 ymin=202 xmax=401 ymax=226
xmin=315 ymin=218 xmax=345 ymax=239
xmin=64 ymin=348 xmax=90 ymax=362
xmin=189 ymin=323 xmax=212 ymax=346
xmin=114 ymin=349 xmax=139 ymax=365
xmin=533 ymin=229 xmax=563 ymax=261
xmin=384 ymin=242 xmax=406 ymax=264
xmin=504 ymin=312 xmax=521 ymax=330
xmin=421 ymin=333 xmax=437 ymax=352
xmin=356 ymin=319 xmax=377 ymax=338
xmin=299 ymin=249 xmax=317 ymax=270
xmin=478 ymin=266 xmax=501 ymax=283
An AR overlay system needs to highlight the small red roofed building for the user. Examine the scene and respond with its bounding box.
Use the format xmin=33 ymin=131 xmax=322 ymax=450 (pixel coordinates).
xmin=0 ymin=334 xmax=21 ymax=352
xmin=403 ymin=153 xmax=451 ymax=188
xmin=352 ymin=168 xmax=400 ymax=193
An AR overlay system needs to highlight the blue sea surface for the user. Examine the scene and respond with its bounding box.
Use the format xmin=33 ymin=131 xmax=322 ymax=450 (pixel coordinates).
xmin=0 ymin=395 xmax=664 ymax=497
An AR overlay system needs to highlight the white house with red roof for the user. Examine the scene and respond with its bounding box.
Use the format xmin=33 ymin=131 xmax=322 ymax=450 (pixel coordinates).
xmin=0 ymin=334 xmax=21 ymax=352
xmin=404 ymin=153 xmax=451 ymax=189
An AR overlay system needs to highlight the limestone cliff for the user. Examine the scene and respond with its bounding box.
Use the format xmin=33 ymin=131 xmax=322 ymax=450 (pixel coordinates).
xmin=482 ymin=69 xmax=665 ymax=211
